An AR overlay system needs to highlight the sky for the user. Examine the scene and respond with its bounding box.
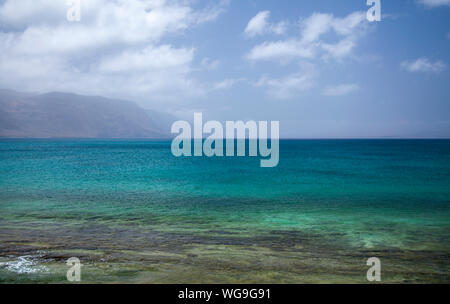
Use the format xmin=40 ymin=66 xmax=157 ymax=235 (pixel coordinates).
xmin=0 ymin=0 xmax=449 ymax=138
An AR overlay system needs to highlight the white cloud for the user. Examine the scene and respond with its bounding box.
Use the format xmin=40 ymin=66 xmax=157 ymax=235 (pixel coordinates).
xmin=401 ymin=58 xmax=447 ymax=73
xmin=418 ymin=0 xmax=450 ymax=7
xmin=247 ymin=11 xmax=368 ymax=62
xmin=1 ymin=0 xmax=196 ymax=52
xmin=245 ymin=11 xmax=270 ymax=36
xmin=244 ymin=11 xmax=286 ymax=37
xmin=321 ymin=39 xmax=356 ymax=60
xmin=301 ymin=13 xmax=334 ymax=43
xmin=247 ymin=39 xmax=315 ymax=61
xmin=322 ymin=84 xmax=359 ymax=96
xmin=0 ymin=0 xmax=228 ymax=105
xmin=255 ymin=64 xmax=317 ymax=99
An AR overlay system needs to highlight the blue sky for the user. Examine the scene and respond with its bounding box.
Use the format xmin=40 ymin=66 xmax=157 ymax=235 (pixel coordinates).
xmin=0 ymin=0 xmax=449 ymax=138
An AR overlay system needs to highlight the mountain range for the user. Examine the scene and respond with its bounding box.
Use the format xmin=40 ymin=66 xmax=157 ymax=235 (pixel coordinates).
xmin=0 ymin=89 xmax=175 ymax=138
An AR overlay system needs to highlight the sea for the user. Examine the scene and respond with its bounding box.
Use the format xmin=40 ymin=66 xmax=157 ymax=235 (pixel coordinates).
xmin=0 ymin=139 xmax=449 ymax=283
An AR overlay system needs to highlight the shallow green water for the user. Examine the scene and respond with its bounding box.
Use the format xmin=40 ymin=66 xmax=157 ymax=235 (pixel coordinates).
xmin=0 ymin=139 xmax=449 ymax=283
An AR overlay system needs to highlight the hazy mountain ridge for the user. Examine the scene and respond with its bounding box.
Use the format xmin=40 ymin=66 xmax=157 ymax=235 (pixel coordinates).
xmin=0 ymin=90 xmax=175 ymax=138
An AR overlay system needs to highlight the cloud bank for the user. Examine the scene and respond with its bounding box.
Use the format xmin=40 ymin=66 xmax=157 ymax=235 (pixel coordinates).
xmin=246 ymin=11 xmax=368 ymax=62
xmin=0 ymin=0 xmax=228 ymax=105
xmin=245 ymin=11 xmax=369 ymax=99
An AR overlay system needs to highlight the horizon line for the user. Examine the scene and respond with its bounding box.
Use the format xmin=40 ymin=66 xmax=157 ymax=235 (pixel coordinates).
xmin=1 ymin=137 xmax=450 ymax=140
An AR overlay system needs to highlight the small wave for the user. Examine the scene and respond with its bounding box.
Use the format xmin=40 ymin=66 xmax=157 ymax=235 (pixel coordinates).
xmin=0 ymin=256 xmax=48 ymax=274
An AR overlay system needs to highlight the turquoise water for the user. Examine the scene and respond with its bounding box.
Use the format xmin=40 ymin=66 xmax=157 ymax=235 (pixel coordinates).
xmin=0 ymin=139 xmax=449 ymax=283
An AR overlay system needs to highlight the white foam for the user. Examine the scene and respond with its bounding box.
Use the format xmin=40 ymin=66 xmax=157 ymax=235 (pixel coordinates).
xmin=0 ymin=256 xmax=48 ymax=274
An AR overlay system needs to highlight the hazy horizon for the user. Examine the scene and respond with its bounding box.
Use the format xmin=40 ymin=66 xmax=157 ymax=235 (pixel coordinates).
xmin=2 ymin=88 xmax=450 ymax=139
